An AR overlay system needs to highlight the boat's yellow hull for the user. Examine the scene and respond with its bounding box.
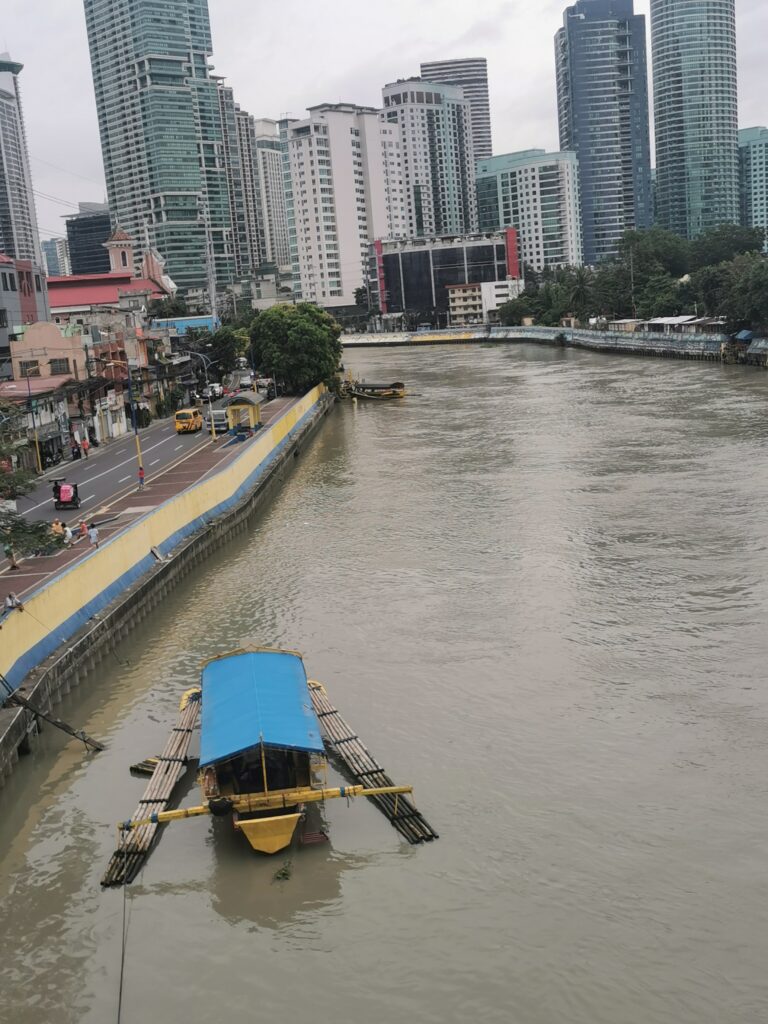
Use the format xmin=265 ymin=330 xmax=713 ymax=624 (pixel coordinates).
xmin=234 ymin=812 xmax=301 ymax=854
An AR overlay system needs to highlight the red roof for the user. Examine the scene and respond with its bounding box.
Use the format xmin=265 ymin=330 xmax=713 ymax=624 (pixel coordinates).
xmin=0 ymin=374 xmax=78 ymax=399
xmin=47 ymin=272 xmax=165 ymax=309
xmin=0 ymin=253 xmax=14 ymax=264
xmin=106 ymin=227 xmax=133 ymax=243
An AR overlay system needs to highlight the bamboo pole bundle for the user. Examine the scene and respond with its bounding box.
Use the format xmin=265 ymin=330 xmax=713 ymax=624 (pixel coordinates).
xmin=309 ymin=684 xmax=438 ymax=844
xmin=102 ymin=695 xmax=201 ymax=886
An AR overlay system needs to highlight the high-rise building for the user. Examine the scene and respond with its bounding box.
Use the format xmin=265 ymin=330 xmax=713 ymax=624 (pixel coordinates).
xmin=42 ymin=237 xmax=72 ymax=277
xmin=218 ymin=84 xmax=250 ymax=280
xmin=65 ymin=202 xmax=111 ymax=274
xmin=476 ymin=149 xmax=583 ymax=269
xmin=419 ymin=58 xmax=492 ymax=160
xmin=253 ymin=120 xmax=290 ymax=268
xmin=738 ymin=128 xmax=768 ymax=247
xmin=286 ymin=103 xmax=406 ymax=307
xmin=83 ymin=0 xmax=235 ymax=295
xmin=651 ymin=0 xmax=739 ymax=238
xmin=0 ymin=55 xmax=42 ymax=265
xmin=555 ymin=0 xmax=652 ymax=264
xmin=382 ymin=78 xmax=477 ymax=237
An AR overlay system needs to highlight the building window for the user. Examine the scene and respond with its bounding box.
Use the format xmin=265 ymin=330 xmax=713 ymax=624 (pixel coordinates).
xmin=19 ymin=360 xmax=40 ymax=377
xmin=49 ymin=358 xmax=70 ymax=376
xmin=0 ymin=309 xmax=6 ymax=328
xmin=121 ymin=250 xmax=128 ymax=268
xmin=35 ymin=275 xmax=42 ymax=292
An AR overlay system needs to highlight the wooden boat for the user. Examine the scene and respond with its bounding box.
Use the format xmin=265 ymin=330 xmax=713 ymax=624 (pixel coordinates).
xmin=104 ymin=646 xmax=438 ymax=883
xmin=197 ymin=647 xmax=326 ymax=854
xmin=349 ymin=380 xmax=406 ymax=400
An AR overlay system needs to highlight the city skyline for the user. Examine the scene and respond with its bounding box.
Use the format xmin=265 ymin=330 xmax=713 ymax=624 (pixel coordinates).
xmin=4 ymin=0 xmax=767 ymax=244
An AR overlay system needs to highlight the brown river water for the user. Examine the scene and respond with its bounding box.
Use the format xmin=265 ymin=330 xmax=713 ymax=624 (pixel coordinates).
xmin=1 ymin=343 xmax=767 ymax=1024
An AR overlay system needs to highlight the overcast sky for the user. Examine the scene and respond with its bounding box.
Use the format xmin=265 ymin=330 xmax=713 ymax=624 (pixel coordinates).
xmin=4 ymin=0 xmax=766 ymax=241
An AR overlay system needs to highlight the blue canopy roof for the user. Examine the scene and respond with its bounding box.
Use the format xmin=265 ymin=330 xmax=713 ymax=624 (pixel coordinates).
xmin=199 ymin=650 xmax=324 ymax=767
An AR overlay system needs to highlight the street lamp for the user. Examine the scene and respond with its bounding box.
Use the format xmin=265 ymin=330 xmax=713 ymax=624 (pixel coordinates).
xmin=95 ymin=358 xmax=144 ymax=482
xmin=183 ymin=349 xmax=217 ymax=442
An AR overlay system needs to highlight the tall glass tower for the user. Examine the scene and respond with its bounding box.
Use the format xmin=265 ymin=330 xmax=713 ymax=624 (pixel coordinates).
xmin=555 ymin=0 xmax=652 ymax=265
xmin=420 ymin=59 xmax=493 ymax=160
xmin=650 ymin=0 xmax=738 ymax=239
xmin=83 ymin=0 xmax=235 ymax=294
xmin=0 ymin=55 xmax=42 ymax=265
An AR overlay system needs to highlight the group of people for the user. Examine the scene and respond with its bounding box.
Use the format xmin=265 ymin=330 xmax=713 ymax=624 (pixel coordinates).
xmin=70 ymin=435 xmax=91 ymax=461
xmin=50 ymin=518 xmax=100 ymax=549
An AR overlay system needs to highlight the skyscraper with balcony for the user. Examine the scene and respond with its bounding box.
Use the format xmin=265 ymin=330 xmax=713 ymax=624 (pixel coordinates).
xmin=382 ymin=78 xmax=477 ymax=237
xmin=555 ymin=0 xmax=652 ymax=265
xmin=419 ymin=58 xmax=492 ymax=160
xmin=476 ymin=149 xmax=583 ymax=270
xmin=0 ymin=55 xmax=42 ymax=265
xmin=650 ymin=0 xmax=738 ymax=239
xmin=738 ymin=128 xmax=768 ymax=247
xmin=83 ymin=0 xmax=235 ymax=295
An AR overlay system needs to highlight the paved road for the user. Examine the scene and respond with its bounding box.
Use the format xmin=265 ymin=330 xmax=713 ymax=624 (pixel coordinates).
xmin=17 ymin=418 xmax=211 ymax=525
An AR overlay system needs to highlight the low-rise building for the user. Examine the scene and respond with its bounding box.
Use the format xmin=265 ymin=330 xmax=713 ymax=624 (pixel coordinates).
xmin=369 ymin=229 xmax=521 ymax=316
xmin=0 ymin=253 xmax=50 ymax=377
xmin=447 ymin=278 xmax=526 ymax=325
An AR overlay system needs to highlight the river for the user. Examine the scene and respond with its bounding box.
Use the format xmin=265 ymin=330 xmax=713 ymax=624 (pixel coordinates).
xmin=1 ymin=343 xmax=767 ymax=1024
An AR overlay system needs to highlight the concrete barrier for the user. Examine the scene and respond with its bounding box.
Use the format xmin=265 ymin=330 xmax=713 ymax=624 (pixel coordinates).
xmin=0 ymin=386 xmax=333 ymax=784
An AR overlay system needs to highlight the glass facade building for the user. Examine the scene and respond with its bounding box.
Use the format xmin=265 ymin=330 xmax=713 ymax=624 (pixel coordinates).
xmin=65 ymin=204 xmax=111 ymax=274
xmin=476 ymin=149 xmax=583 ymax=269
xmin=555 ymin=0 xmax=652 ymax=265
xmin=738 ymin=127 xmax=768 ymax=249
xmin=0 ymin=56 xmax=41 ymax=265
xmin=651 ymin=0 xmax=738 ymax=239
xmin=83 ymin=0 xmax=235 ymax=294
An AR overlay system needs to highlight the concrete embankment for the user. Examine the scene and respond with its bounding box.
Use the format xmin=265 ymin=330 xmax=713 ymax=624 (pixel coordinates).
xmin=0 ymin=386 xmax=333 ymax=785
xmin=343 ymin=326 xmax=759 ymax=363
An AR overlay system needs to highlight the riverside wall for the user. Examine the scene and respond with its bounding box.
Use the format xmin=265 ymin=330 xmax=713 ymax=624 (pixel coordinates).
xmin=342 ymin=326 xmax=745 ymax=362
xmin=0 ymin=386 xmax=334 ymax=784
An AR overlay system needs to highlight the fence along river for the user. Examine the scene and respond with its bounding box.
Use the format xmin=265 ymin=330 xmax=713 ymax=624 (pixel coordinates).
xmin=1 ymin=343 xmax=767 ymax=1024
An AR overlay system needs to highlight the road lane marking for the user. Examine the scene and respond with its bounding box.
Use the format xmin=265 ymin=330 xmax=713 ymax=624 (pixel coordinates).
xmin=22 ymin=432 xmax=179 ymax=513
xmin=149 ymin=459 xmax=160 ymax=466
xmin=118 ymin=475 xmax=130 ymax=482
xmin=80 ymin=494 xmax=95 ymax=504
xmin=174 ymin=444 xmax=183 ymax=451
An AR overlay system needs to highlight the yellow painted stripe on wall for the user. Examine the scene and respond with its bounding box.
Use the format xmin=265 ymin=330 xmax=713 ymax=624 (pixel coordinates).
xmin=0 ymin=387 xmax=325 ymax=681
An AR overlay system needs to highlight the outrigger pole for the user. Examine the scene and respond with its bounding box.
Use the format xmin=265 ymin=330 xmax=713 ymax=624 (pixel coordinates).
xmin=0 ymin=671 xmax=104 ymax=752
xmin=119 ymin=783 xmax=413 ymax=832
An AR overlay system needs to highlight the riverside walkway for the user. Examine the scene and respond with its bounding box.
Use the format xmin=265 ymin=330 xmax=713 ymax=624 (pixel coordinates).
xmin=0 ymin=396 xmax=296 ymax=609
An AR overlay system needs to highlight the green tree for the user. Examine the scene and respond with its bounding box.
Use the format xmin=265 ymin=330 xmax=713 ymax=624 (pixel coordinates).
xmin=619 ymin=227 xmax=690 ymax=279
xmin=250 ymin=303 xmax=342 ymax=392
xmin=498 ymin=296 xmax=534 ymax=326
xmin=0 ymin=404 xmax=62 ymax=559
xmin=147 ymin=296 xmax=188 ymax=320
xmin=207 ymin=327 xmax=243 ymax=374
xmin=637 ymin=273 xmax=683 ymax=319
xmin=717 ymin=252 xmax=768 ymax=331
xmin=689 ymin=225 xmax=765 ymax=271
xmin=354 ymin=287 xmax=368 ymax=308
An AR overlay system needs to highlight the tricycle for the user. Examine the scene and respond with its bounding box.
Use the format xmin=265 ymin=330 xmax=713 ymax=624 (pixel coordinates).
xmin=52 ymin=478 xmax=81 ymax=510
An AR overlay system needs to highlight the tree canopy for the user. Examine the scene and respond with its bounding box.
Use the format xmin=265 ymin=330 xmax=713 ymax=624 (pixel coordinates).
xmin=249 ymin=303 xmax=342 ymax=393
xmin=498 ymin=225 xmax=768 ymax=331
xmin=0 ymin=403 xmax=62 ymax=557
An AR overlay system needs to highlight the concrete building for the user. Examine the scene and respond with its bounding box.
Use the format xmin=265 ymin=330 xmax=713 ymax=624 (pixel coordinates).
xmin=65 ymin=203 xmax=111 ymax=275
xmin=218 ymin=84 xmax=250 ymax=280
xmin=0 ymin=253 xmax=50 ymax=378
xmin=651 ymin=0 xmax=738 ymax=238
xmin=382 ymin=78 xmax=477 ymax=237
xmin=739 ymin=128 xmax=768 ymax=246
xmin=555 ymin=0 xmax=652 ymax=264
xmin=447 ymin=278 xmax=525 ymax=325
xmin=286 ymin=103 xmax=406 ymax=307
xmin=253 ymin=119 xmax=290 ymax=268
xmin=83 ymin=0 xmax=235 ymax=295
xmin=369 ymin=229 xmax=520 ymax=316
xmin=476 ymin=149 xmax=582 ymax=270
xmin=0 ymin=55 xmax=42 ymax=265
xmin=42 ymin=237 xmax=72 ymax=277
xmin=419 ymin=58 xmax=492 ymax=160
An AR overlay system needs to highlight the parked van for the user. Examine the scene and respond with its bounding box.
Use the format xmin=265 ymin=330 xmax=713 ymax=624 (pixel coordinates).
xmin=203 ymin=408 xmax=230 ymax=435
xmin=175 ymin=408 xmax=203 ymax=433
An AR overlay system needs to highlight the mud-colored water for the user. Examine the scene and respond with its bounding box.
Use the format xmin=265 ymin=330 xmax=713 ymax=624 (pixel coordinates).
xmin=2 ymin=344 xmax=767 ymax=1024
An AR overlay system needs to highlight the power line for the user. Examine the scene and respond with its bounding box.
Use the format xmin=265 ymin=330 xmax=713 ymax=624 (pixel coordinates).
xmin=30 ymin=153 xmax=104 ymax=187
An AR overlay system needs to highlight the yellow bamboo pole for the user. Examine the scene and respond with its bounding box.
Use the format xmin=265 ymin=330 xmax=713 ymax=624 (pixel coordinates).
xmin=119 ymin=784 xmax=413 ymax=831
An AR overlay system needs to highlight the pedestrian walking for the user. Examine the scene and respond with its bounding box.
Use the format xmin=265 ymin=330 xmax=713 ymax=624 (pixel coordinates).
xmin=3 ymin=542 xmax=19 ymax=570
xmin=71 ymin=442 xmax=81 ymax=461
xmin=88 ymin=523 xmax=100 ymax=549
xmin=63 ymin=524 xmax=74 ymax=547
xmin=81 ymin=436 xmax=90 ymax=458
xmin=138 ymin=465 xmax=145 ymax=490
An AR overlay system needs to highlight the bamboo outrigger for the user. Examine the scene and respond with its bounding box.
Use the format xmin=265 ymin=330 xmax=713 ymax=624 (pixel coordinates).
xmin=348 ymin=380 xmax=406 ymax=400
xmin=103 ymin=647 xmax=435 ymax=884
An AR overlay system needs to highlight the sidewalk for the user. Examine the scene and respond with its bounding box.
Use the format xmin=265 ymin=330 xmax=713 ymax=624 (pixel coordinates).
xmin=0 ymin=396 xmax=297 ymax=605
